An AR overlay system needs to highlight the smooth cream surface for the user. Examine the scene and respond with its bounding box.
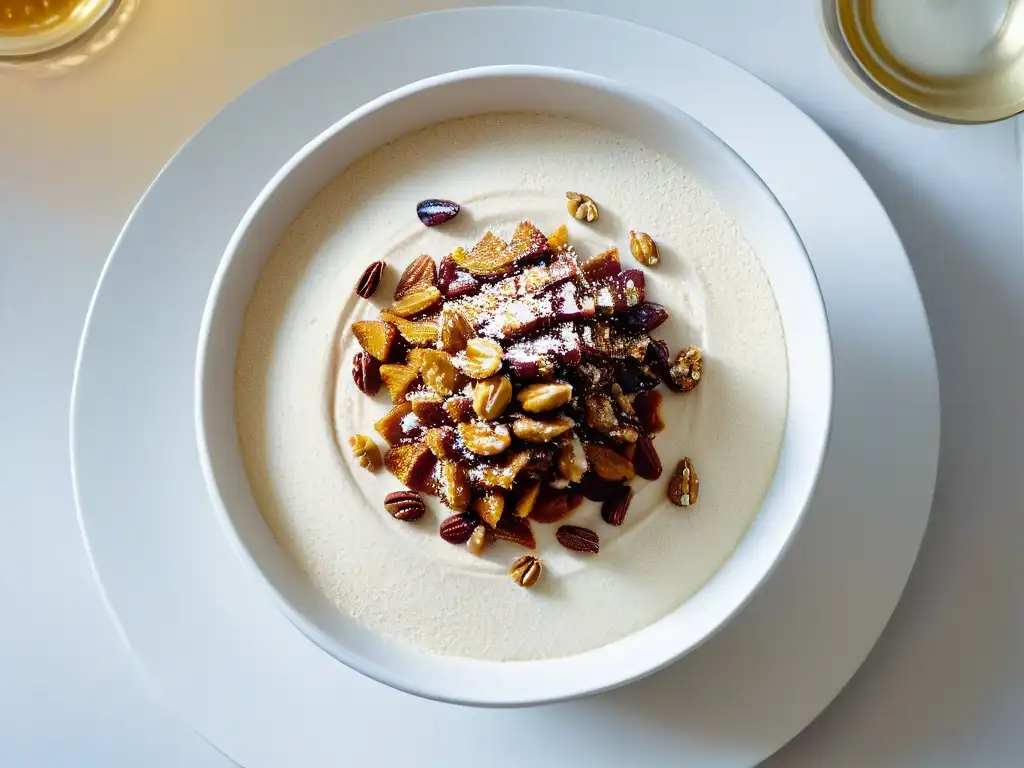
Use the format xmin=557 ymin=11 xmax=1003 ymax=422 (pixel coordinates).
xmin=235 ymin=113 xmax=788 ymax=660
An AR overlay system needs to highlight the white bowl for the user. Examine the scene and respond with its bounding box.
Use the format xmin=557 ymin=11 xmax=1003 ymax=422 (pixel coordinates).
xmin=195 ymin=65 xmax=833 ymax=707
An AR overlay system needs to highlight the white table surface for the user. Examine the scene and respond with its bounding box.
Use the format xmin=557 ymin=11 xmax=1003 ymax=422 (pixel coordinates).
xmin=2 ymin=1 xmax=1021 ymax=765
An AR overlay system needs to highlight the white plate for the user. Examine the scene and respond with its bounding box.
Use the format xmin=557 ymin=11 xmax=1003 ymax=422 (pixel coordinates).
xmin=71 ymin=7 xmax=939 ymax=767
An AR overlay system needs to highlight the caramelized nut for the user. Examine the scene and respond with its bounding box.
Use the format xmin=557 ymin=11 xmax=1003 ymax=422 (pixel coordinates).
xmin=472 ymin=376 xmax=513 ymax=420
xmin=355 ymin=260 xmax=386 ymax=298
xmin=351 ymin=351 xmax=381 ymax=396
xmin=557 ymin=437 xmax=588 ymax=484
xmin=668 ymin=457 xmax=699 ymax=507
xmin=547 ymin=224 xmax=569 ymax=249
xmin=416 ymin=199 xmax=460 ymax=227
xmin=517 ymin=381 xmax=573 ymax=413
xmin=383 ymin=490 xmax=425 ymax=521
xmin=512 ymin=414 xmax=575 ymax=443
xmin=439 ymin=512 xmax=478 ymax=544
xmin=509 ymin=554 xmax=543 ymax=588
xmin=566 ymin=191 xmax=599 ymax=222
xmin=629 ymin=230 xmax=660 ymax=267
xmin=668 ymin=346 xmax=703 ymax=392
xmin=347 ymin=434 xmax=382 ymax=471
xmin=420 ymin=350 xmax=456 ymax=397
xmin=474 ymin=492 xmax=505 ymax=528
xmin=438 ymin=461 xmax=471 ymax=511
xmin=555 ymin=525 xmax=599 ymax=554
xmin=439 ymin=307 xmax=474 ymax=353
xmin=389 ymin=286 xmax=442 ymax=318
xmin=379 ymin=311 xmax=439 ymax=347
xmin=584 ymin=444 xmax=635 ymax=481
xmin=515 ymin=480 xmax=542 ymax=518
xmin=394 ymin=254 xmax=437 ymax=300
xmin=466 ymin=524 xmax=487 ymax=556
xmin=458 ymin=421 xmax=512 ymax=456
xmin=461 ymin=338 xmax=503 ymax=379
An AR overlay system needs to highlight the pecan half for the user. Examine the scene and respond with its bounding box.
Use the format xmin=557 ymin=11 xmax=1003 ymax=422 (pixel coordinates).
xmin=355 ymin=260 xmax=386 ymax=298
xmin=668 ymin=346 xmax=703 ymax=392
xmin=439 ymin=512 xmax=478 ymax=543
xmin=667 ymin=457 xmax=699 ymax=507
xmin=383 ymin=490 xmax=425 ymax=521
xmin=351 ymin=352 xmax=381 ymax=396
xmin=566 ymin=191 xmax=599 ymax=222
xmin=555 ymin=525 xmax=600 ymax=554
xmin=601 ymin=484 xmax=632 ymax=526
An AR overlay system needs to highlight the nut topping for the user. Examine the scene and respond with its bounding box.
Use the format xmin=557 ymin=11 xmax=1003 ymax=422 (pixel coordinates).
xmin=394 ymin=254 xmax=437 ymax=300
xmin=557 ymin=437 xmax=588 ymax=484
xmin=383 ymin=490 xmax=426 ymax=521
xmin=555 ymin=525 xmax=600 ymax=554
xmin=509 ymin=555 xmax=543 ymax=588
xmin=668 ymin=457 xmax=699 ymax=507
xmin=347 ymin=434 xmax=382 ymax=472
xmin=351 ymin=351 xmax=381 ymax=396
xmin=474 ymin=492 xmax=505 ymax=528
xmin=466 ymin=524 xmax=487 ymax=556
xmin=512 ymin=414 xmax=574 ymax=443
xmin=472 ymin=376 xmax=513 ymax=420
xmin=416 ymin=198 xmax=460 ymax=227
xmin=355 ymin=260 xmax=386 ymax=299
xmin=668 ymin=346 xmax=703 ymax=392
xmin=439 ymin=307 xmax=474 ymax=353
xmin=601 ymin=484 xmax=632 ymax=526
xmin=458 ymin=421 xmax=512 ymax=456
xmin=352 ymin=320 xmax=398 ymax=362
xmin=419 ymin=350 xmax=456 ymax=397
xmin=439 ymin=512 xmax=478 ymax=544
xmin=584 ymin=444 xmax=635 ymax=482
xmin=517 ymin=381 xmax=573 ymax=413
xmin=566 ymin=191 xmax=599 ymax=222
xmin=460 ymin=337 xmax=503 ymax=379
xmin=628 ymin=231 xmax=660 ymax=267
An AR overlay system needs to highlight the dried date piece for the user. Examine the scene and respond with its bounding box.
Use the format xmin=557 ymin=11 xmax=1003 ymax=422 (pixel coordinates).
xmin=633 ymin=435 xmax=663 ymax=480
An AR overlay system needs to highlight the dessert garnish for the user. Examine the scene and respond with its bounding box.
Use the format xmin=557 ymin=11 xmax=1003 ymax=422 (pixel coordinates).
xmin=628 ymin=230 xmax=660 ymax=267
xmin=416 ymin=199 xmax=460 ymax=227
xmin=509 ymin=555 xmax=543 ymax=588
xmin=565 ymin=191 xmax=599 ymax=222
xmin=355 ymin=259 xmax=386 ymax=299
xmin=667 ymin=457 xmax=699 ymax=507
xmin=347 ymin=199 xmax=704 ymax=587
xmin=555 ymin=524 xmax=600 ymax=554
xmin=384 ymin=490 xmax=426 ymax=521
xmin=348 ymin=434 xmax=382 ymax=472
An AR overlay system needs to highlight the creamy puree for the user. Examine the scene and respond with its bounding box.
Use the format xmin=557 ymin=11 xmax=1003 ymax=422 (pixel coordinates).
xmin=235 ymin=113 xmax=788 ymax=660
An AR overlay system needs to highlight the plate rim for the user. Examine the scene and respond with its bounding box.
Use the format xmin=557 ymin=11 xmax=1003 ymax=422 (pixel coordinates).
xmin=70 ymin=6 xmax=939 ymax=766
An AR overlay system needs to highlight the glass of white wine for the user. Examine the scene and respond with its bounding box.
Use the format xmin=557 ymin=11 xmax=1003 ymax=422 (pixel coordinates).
xmin=0 ymin=0 xmax=125 ymax=61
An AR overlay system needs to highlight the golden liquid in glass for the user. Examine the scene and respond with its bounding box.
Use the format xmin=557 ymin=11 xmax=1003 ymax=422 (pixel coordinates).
xmin=0 ymin=0 xmax=88 ymax=34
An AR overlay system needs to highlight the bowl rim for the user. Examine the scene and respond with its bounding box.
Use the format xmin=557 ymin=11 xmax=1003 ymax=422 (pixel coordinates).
xmin=195 ymin=63 xmax=834 ymax=707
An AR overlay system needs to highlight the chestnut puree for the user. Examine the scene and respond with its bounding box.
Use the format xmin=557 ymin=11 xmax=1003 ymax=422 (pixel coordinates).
xmin=234 ymin=113 xmax=788 ymax=660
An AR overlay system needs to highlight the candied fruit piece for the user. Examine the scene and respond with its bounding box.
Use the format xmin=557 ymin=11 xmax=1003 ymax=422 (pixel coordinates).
xmin=438 ymin=255 xmax=480 ymax=298
xmin=443 ymin=396 xmax=475 ymax=423
xmin=514 ymin=480 xmax=542 ymax=518
xmin=474 ymin=492 xmax=505 ymax=528
xmin=529 ymin=488 xmax=585 ymax=524
xmin=633 ymin=390 xmax=665 ymax=434
xmin=507 ymin=221 xmax=552 ymax=265
xmin=384 ymin=442 xmax=436 ymax=490
xmin=408 ymin=392 xmax=449 ymax=428
xmin=379 ymin=311 xmax=439 ymax=346
xmin=492 ymin=515 xmax=536 ymax=549
xmin=379 ymin=364 xmax=419 ymax=404
xmin=581 ymin=247 xmax=621 ymax=281
xmin=472 ymin=450 xmax=532 ymax=490
xmin=593 ymin=269 xmax=645 ymax=315
xmin=352 ymin=320 xmax=398 ymax=362
xmin=450 ymin=232 xmax=516 ymax=277
xmin=459 ymin=421 xmax=512 ymax=456
xmin=424 ymin=427 xmax=461 ymax=461
xmin=547 ymin=224 xmax=569 ymax=250
xmin=437 ymin=460 xmax=471 ymax=511
xmin=374 ymin=402 xmax=415 ymax=444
